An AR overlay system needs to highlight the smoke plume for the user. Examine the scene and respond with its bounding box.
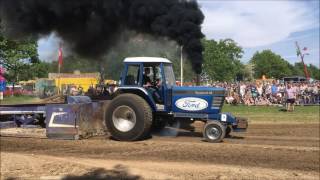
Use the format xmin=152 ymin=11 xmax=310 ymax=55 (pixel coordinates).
xmin=0 ymin=0 xmax=204 ymax=73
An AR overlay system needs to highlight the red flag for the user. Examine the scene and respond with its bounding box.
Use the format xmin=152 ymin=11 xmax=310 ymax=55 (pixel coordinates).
xmin=303 ymin=47 xmax=308 ymax=51
xmin=58 ymin=45 xmax=63 ymax=66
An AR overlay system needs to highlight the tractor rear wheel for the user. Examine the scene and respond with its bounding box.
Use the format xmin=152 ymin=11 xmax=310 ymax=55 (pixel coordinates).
xmin=203 ymin=121 xmax=226 ymax=143
xmin=106 ymin=93 xmax=152 ymax=141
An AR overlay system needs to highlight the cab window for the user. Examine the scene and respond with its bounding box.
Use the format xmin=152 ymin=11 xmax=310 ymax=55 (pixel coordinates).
xmin=142 ymin=64 xmax=163 ymax=86
xmin=124 ymin=65 xmax=140 ymax=86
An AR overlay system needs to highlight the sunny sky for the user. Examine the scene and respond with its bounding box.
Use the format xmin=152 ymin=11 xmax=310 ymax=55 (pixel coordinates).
xmin=199 ymin=0 xmax=319 ymax=66
xmin=38 ymin=0 xmax=320 ymax=67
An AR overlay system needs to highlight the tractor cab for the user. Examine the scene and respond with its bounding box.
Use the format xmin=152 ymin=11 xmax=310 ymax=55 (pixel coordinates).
xmin=119 ymin=57 xmax=175 ymax=111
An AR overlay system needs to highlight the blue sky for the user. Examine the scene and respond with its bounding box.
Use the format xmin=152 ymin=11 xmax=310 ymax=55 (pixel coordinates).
xmin=38 ymin=0 xmax=320 ymax=67
xmin=199 ymin=0 xmax=319 ymax=66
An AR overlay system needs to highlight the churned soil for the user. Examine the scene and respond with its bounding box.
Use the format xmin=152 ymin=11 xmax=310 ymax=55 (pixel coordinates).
xmin=1 ymin=123 xmax=319 ymax=179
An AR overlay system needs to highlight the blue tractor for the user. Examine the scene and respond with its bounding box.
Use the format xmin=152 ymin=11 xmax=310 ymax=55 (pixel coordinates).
xmin=105 ymin=57 xmax=248 ymax=143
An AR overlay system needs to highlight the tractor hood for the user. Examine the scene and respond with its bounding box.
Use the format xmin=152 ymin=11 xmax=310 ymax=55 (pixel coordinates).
xmin=171 ymin=86 xmax=226 ymax=115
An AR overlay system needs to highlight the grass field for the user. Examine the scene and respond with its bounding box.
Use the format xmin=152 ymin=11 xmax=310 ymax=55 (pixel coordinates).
xmin=0 ymin=96 xmax=41 ymax=105
xmin=223 ymin=104 xmax=319 ymax=123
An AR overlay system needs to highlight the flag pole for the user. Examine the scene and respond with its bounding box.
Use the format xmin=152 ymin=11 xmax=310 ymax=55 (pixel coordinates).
xmin=58 ymin=59 xmax=60 ymax=95
xmin=295 ymin=41 xmax=310 ymax=80
xmin=58 ymin=43 xmax=62 ymax=95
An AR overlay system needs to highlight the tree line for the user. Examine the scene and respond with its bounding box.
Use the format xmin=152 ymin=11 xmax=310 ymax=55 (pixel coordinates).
xmin=1 ymin=30 xmax=319 ymax=84
xmin=202 ymin=39 xmax=319 ymax=81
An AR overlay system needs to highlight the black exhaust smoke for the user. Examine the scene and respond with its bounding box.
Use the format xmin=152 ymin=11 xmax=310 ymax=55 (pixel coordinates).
xmin=0 ymin=0 xmax=204 ymax=74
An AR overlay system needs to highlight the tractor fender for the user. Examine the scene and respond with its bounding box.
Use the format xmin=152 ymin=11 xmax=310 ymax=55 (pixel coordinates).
xmin=114 ymin=87 xmax=156 ymax=111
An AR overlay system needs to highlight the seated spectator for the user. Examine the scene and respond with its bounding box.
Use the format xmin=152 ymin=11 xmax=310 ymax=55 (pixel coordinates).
xmin=225 ymin=96 xmax=235 ymax=104
xmin=256 ymin=96 xmax=271 ymax=106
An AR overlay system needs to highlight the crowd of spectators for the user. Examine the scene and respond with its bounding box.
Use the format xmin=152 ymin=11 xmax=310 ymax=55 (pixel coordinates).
xmin=61 ymin=79 xmax=320 ymax=108
xmin=86 ymin=84 xmax=118 ymax=99
xmin=211 ymin=81 xmax=320 ymax=106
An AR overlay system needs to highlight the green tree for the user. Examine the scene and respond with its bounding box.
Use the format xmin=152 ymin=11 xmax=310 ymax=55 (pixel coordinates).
xmin=250 ymin=50 xmax=292 ymax=79
xmin=202 ymin=39 xmax=244 ymax=81
xmin=291 ymin=62 xmax=319 ymax=80
xmin=19 ymin=61 xmax=51 ymax=80
xmin=307 ymin=64 xmax=320 ymax=80
xmin=0 ymin=31 xmax=38 ymax=89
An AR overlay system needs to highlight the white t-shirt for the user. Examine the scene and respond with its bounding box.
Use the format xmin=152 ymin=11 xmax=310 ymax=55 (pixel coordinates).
xmin=240 ymin=85 xmax=246 ymax=96
xmin=257 ymin=86 xmax=263 ymax=96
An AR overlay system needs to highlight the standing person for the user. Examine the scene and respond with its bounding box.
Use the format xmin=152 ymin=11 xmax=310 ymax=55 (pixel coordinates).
xmin=109 ymin=84 xmax=116 ymax=94
xmin=285 ymin=83 xmax=297 ymax=112
xmin=70 ymin=85 xmax=78 ymax=96
xmin=239 ymin=83 xmax=246 ymax=103
xmin=244 ymin=87 xmax=254 ymax=106
xmin=251 ymin=84 xmax=258 ymax=105
xmin=311 ymin=84 xmax=318 ymax=104
xmin=279 ymin=83 xmax=285 ymax=103
xmin=271 ymin=81 xmax=278 ymax=103
xmin=300 ymin=83 xmax=307 ymax=104
xmin=256 ymin=83 xmax=263 ymax=98
xmin=292 ymin=83 xmax=300 ymax=105
xmin=0 ymin=67 xmax=6 ymax=101
xmin=265 ymin=82 xmax=272 ymax=100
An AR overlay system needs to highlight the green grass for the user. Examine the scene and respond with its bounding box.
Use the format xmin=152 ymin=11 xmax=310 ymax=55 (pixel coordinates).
xmin=222 ymin=104 xmax=319 ymax=123
xmin=0 ymin=96 xmax=41 ymax=105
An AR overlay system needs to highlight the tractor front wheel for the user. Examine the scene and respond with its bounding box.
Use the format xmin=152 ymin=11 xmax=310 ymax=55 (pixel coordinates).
xmin=203 ymin=121 xmax=226 ymax=143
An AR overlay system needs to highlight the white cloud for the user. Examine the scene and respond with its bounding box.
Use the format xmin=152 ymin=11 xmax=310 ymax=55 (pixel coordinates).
xmin=37 ymin=33 xmax=61 ymax=61
xmin=199 ymin=0 xmax=318 ymax=47
xmin=37 ymin=33 xmax=71 ymax=61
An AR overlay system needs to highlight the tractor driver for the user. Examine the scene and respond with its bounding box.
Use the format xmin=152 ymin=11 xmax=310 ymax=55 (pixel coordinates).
xmin=143 ymin=68 xmax=152 ymax=87
xmin=143 ymin=67 xmax=162 ymax=103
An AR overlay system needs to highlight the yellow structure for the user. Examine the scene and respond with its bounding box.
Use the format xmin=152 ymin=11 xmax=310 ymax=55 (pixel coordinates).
xmin=19 ymin=80 xmax=36 ymax=85
xmin=104 ymin=79 xmax=116 ymax=85
xmin=49 ymin=72 xmax=100 ymax=92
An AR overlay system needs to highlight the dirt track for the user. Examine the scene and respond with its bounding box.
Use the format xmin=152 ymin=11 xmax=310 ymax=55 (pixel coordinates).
xmin=1 ymin=122 xmax=319 ymax=179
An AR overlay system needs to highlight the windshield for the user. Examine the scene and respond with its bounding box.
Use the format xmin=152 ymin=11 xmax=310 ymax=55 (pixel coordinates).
xmin=163 ymin=64 xmax=175 ymax=88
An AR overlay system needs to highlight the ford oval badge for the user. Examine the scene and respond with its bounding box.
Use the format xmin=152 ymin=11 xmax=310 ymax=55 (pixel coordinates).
xmin=175 ymin=97 xmax=208 ymax=111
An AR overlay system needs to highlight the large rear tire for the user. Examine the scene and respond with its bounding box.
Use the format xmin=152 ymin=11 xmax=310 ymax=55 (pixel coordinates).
xmin=106 ymin=93 xmax=152 ymax=141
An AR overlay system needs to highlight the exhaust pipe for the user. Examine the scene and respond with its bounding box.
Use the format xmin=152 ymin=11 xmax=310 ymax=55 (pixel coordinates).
xmin=196 ymin=74 xmax=200 ymax=86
